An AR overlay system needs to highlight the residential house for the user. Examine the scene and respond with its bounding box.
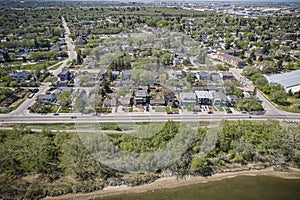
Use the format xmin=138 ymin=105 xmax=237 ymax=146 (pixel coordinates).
xmin=138 ymin=85 xmax=149 ymax=92
xmin=58 ymin=38 xmax=66 ymax=45
xmin=210 ymin=72 xmax=222 ymax=82
xmin=134 ymin=89 xmax=148 ymax=105
xmin=103 ymin=97 xmax=117 ymax=107
xmin=174 ymin=70 xmax=183 ymax=80
xmin=195 ymin=91 xmax=213 ymax=105
xmin=221 ymin=72 xmax=234 ymax=80
xmin=122 ymin=69 xmax=132 ymax=80
xmin=100 ymin=70 xmax=108 ymax=79
xmin=227 ymin=95 xmax=238 ymax=104
xmin=189 ymin=71 xmax=198 ymax=78
xmin=112 ymin=71 xmax=121 ymax=80
xmin=245 ymin=51 xmax=270 ymax=61
xmin=57 ymin=80 xmax=68 ymax=87
xmin=9 ymin=70 xmax=28 ymax=82
xmin=174 ymin=58 xmax=180 ymax=65
xmin=208 ymin=46 xmax=218 ymax=53
xmin=211 ymin=91 xmax=228 ymax=106
xmin=134 ymin=86 xmax=149 ymax=106
xmin=216 ymin=53 xmax=246 ymax=68
xmin=219 ymin=49 xmax=243 ymax=56
xmin=179 ymin=92 xmax=197 ymax=105
xmin=119 ymin=96 xmax=132 ymax=107
xmin=192 ymin=85 xmax=218 ymax=92
xmin=83 ymin=56 xmax=95 ymax=68
xmin=37 ymin=93 xmax=57 ymax=105
xmin=122 ymin=80 xmax=135 ymax=87
xmin=58 ymin=70 xmax=72 ymax=81
xmin=243 ymin=91 xmax=251 ymax=98
xmin=150 ymin=99 xmax=166 ymax=106
xmin=196 ymin=71 xmax=210 ymax=82
xmin=50 ymin=45 xmax=60 ymax=52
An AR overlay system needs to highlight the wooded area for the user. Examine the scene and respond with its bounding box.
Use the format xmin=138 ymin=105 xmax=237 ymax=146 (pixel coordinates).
xmin=0 ymin=120 xmax=299 ymax=199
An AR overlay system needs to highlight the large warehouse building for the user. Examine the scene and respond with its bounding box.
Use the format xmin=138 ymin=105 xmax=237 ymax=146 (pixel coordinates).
xmin=266 ymin=70 xmax=300 ymax=93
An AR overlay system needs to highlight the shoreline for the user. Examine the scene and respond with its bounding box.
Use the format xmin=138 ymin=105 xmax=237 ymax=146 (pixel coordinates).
xmin=43 ymin=167 xmax=300 ymax=200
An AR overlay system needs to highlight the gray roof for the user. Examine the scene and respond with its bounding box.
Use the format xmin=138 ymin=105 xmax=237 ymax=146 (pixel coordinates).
xmin=180 ymin=92 xmax=196 ymax=100
xmin=211 ymin=91 xmax=228 ymax=101
xmin=195 ymin=91 xmax=213 ymax=99
xmin=198 ymin=71 xmax=210 ymax=77
xmin=135 ymin=90 xmax=147 ymax=97
xmin=266 ymin=70 xmax=300 ymax=89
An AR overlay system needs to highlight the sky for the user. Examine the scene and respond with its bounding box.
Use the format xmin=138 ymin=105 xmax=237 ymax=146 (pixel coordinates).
xmin=3 ymin=0 xmax=300 ymax=2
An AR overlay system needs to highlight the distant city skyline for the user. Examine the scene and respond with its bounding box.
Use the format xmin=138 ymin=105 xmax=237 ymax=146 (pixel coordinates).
xmin=2 ymin=0 xmax=300 ymax=2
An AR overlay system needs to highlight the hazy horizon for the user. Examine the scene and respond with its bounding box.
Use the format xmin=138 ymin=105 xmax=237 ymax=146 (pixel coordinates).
xmin=1 ymin=0 xmax=300 ymax=2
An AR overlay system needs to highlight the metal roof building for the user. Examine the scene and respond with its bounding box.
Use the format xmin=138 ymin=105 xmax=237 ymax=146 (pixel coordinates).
xmin=266 ymin=70 xmax=300 ymax=93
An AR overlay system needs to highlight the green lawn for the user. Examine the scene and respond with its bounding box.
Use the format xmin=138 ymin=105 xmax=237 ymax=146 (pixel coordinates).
xmin=17 ymin=62 xmax=57 ymax=70
xmin=216 ymin=106 xmax=224 ymax=112
xmin=48 ymin=62 xmax=63 ymax=70
xmin=171 ymin=107 xmax=179 ymax=112
xmin=277 ymin=96 xmax=300 ymax=113
xmin=154 ymin=106 xmax=167 ymax=112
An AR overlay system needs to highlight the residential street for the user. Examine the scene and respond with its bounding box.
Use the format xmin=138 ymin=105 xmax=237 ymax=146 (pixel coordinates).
xmin=9 ymin=17 xmax=76 ymax=117
xmin=229 ymin=68 xmax=285 ymax=116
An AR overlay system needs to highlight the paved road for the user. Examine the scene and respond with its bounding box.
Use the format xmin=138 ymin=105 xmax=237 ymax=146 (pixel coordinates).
xmin=229 ymin=68 xmax=285 ymax=116
xmin=9 ymin=83 xmax=51 ymax=116
xmin=1 ymin=112 xmax=300 ymax=124
xmin=10 ymin=17 xmax=76 ymax=117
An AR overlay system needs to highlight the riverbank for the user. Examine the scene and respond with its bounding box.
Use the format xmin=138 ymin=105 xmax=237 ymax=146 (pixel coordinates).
xmin=44 ymin=167 xmax=300 ymax=200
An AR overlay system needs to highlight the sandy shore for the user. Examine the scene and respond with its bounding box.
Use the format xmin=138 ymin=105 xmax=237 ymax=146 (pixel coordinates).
xmin=44 ymin=167 xmax=300 ymax=200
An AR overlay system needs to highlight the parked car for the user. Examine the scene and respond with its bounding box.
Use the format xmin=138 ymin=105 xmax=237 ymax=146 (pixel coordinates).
xmin=28 ymin=93 xmax=35 ymax=98
xmin=208 ymin=111 xmax=213 ymax=114
xmin=32 ymin=88 xmax=39 ymax=93
xmin=92 ymin=112 xmax=98 ymax=116
xmin=226 ymin=109 xmax=232 ymax=114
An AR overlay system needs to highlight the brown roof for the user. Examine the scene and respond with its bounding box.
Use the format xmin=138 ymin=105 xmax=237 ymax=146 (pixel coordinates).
xmin=150 ymin=99 xmax=166 ymax=105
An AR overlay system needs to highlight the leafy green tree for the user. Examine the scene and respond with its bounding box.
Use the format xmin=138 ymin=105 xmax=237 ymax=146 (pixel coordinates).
xmin=74 ymin=97 xmax=86 ymax=112
xmin=233 ymin=88 xmax=243 ymax=98
xmin=76 ymin=50 xmax=83 ymax=65
xmin=254 ymin=77 xmax=268 ymax=89
xmin=57 ymin=91 xmax=72 ymax=106
xmin=2 ymin=52 xmax=11 ymax=62
xmin=191 ymin=157 xmax=209 ymax=174
xmin=242 ymin=66 xmax=258 ymax=77
xmin=9 ymin=81 xmax=18 ymax=87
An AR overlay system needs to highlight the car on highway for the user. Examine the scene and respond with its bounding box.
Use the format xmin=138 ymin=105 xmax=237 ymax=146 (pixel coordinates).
xmin=166 ymin=111 xmax=173 ymax=114
xmin=53 ymin=113 xmax=59 ymax=116
xmin=207 ymin=111 xmax=213 ymax=114
xmin=71 ymin=116 xmax=77 ymax=119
